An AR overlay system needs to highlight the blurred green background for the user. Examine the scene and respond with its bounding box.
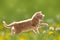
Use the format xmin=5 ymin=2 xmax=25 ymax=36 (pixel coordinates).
xmin=0 ymin=0 xmax=60 ymax=40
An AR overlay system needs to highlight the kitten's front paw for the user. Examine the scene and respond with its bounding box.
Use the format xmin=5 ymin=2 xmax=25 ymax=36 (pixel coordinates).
xmin=44 ymin=23 xmax=48 ymax=27
xmin=40 ymin=23 xmax=49 ymax=27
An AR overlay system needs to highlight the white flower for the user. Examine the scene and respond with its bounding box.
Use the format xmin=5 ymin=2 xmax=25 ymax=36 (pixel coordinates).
xmin=55 ymin=28 xmax=60 ymax=31
xmin=49 ymin=27 xmax=54 ymax=30
xmin=43 ymin=30 xmax=47 ymax=34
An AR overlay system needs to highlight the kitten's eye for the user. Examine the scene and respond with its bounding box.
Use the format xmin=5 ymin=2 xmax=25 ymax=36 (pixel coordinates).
xmin=37 ymin=14 xmax=42 ymax=19
xmin=37 ymin=13 xmax=40 ymax=16
xmin=37 ymin=14 xmax=44 ymax=19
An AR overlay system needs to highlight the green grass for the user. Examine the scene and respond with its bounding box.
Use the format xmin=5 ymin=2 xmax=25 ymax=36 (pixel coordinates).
xmin=0 ymin=24 xmax=60 ymax=40
xmin=0 ymin=0 xmax=60 ymax=40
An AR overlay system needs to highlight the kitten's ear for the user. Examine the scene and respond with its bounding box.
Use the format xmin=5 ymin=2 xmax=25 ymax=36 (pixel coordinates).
xmin=32 ymin=11 xmax=42 ymax=18
xmin=37 ymin=11 xmax=45 ymax=17
xmin=36 ymin=11 xmax=42 ymax=14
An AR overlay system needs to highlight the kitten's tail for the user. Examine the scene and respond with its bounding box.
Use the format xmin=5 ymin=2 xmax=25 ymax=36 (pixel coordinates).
xmin=3 ymin=21 xmax=10 ymax=28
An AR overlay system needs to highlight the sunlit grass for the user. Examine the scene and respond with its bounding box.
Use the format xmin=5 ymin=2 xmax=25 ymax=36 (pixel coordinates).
xmin=18 ymin=36 xmax=26 ymax=40
xmin=0 ymin=0 xmax=60 ymax=40
xmin=0 ymin=23 xmax=60 ymax=40
xmin=0 ymin=36 xmax=4 ymax=40
xmin=0 ymin=18 xmax=60 ymax=40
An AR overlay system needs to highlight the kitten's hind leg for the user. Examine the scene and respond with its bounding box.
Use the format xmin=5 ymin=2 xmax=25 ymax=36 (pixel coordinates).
xmin=11 ymin=26 xmax=16 ymax=34
xmin=33 ymin=27 xmax=39 ymax=34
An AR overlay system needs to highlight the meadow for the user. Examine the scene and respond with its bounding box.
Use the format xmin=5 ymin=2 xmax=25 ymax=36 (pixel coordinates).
xmin=0 ymin=0 xmax=60 ymax=40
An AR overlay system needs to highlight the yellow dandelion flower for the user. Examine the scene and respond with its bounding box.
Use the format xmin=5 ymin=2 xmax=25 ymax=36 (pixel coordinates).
xmin=0 ymin=36 xmax=4 ymax=40
xmin=18 ymin=36 xmax=26 ymax=40
xmin=5 ymin=33 xmax=10 ymax=39
xmin=48 ymin=31 xmax=53 ymax=35
xmin=53 ymin=37 xmax=57 ymax=40
xmin=56 ymin=24 xmax=60 ymax=27
xmin=57 ymin=35 xmax=60 ymax=40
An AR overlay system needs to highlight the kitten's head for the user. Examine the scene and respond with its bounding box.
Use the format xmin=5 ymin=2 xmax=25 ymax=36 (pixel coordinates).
xmin=32 ymin=11 xmax=45 ymax=20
